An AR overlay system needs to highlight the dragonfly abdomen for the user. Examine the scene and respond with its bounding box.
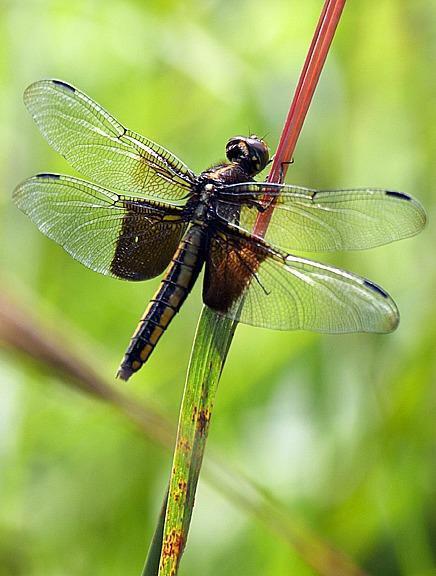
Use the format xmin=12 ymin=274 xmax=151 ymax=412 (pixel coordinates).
xmin=117 ymin=225 xmax=206 ymax=380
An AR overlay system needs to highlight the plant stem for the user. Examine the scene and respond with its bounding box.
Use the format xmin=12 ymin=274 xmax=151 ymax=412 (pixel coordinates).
xmin=255 ymin=0 xmax=347 ymax=236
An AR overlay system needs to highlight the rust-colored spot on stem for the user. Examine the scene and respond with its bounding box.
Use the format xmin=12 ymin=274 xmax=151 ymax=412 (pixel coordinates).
xmin=161 ymin=529 xmax=185 ymax=565
xmin=173 ymin=479 xmax=188 ymax=503
xmin=192 ymin=406 xmax=211 ymax=434
xmin=177 ymin=436 xmax=191 ymax=453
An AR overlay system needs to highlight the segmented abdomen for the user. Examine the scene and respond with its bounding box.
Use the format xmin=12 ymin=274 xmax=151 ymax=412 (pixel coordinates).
xmin=117 ymin=225 xmax=206 ymax=380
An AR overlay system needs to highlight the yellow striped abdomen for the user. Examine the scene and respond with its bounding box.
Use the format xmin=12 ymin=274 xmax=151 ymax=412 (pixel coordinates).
xmin=117 ymin=225 xmax=206 ymax=380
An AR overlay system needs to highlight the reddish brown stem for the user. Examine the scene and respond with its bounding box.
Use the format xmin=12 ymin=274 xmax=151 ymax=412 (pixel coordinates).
xmin=254 ymin=0 xmax=347 ymax=237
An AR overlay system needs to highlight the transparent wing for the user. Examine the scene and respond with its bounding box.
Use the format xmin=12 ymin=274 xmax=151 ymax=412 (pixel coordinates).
xmin=24 ymin=79 xmax=196 ymax=201
xmin=14 ymin=173 xmax=187 ymax=280
xmin=216 ymin=182 xmax=426 ymax=252
xmin=203 ymin=229 xmax=399 ymax=333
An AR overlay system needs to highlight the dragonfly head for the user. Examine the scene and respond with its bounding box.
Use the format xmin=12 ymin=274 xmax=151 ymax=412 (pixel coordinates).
xmin=226 ymin=135 xmax=270 ymax=177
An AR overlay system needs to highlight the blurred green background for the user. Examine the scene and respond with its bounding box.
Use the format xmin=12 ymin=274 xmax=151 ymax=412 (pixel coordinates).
xmin=0 ymin=0 xmax=435 ymax=575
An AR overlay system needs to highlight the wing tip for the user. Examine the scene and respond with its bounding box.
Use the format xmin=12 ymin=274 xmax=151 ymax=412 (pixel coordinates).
xmin=387 ymin=316 xmax=400 ymax=333
xmin=381 ymin=307 xmax=400 ymax=333
xmin=386 ymin=189 xmax=427 ymax=232
xmin=12 ymin=182 xmax=23 ymax=204
xmin=13 ymin=173 xmax=62 ymax=201
xmin=362 ymin=278 xmax=400 ymax=332
xmin=23 ymin=78 xmax=76 ymax=106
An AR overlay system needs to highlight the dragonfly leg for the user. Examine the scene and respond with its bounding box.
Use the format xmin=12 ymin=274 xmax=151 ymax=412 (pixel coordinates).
xmin=279 ymin=158 xmax=294 ymax=182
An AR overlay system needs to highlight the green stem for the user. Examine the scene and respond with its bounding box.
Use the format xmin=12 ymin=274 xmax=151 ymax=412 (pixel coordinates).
xmin=158 ymin=309 xmax=237 ymax=575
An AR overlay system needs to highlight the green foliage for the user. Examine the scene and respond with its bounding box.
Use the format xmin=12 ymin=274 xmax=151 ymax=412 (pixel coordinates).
xmin=0 ymin=1 xmax=435 ymax=575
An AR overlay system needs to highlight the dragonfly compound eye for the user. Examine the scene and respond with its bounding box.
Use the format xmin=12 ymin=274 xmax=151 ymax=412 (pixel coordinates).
xmin=225 ymin=136 xmax=249 ymax=163
xmin=226 ymin=135 xmax=270 ymax=176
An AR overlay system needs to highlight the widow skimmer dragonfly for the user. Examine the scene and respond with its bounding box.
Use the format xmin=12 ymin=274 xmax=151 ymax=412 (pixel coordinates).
xmin=14 ymin=80 xmax=426 ymax=380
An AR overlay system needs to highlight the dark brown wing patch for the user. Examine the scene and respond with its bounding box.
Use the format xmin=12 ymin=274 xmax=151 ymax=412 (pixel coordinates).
xmin=203 ymin=231 xmax=268 ymax=313
xmin=110 ymin=199 xmax=186 ymax=280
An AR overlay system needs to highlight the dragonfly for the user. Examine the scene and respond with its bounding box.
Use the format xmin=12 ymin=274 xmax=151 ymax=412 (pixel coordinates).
xmin=14 ymin=80 xmax=426 ymax=380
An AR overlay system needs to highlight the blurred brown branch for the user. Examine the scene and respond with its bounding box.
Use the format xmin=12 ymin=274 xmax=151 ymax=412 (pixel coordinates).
xmin=0 ymin=289 xmax=173 ymax=447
